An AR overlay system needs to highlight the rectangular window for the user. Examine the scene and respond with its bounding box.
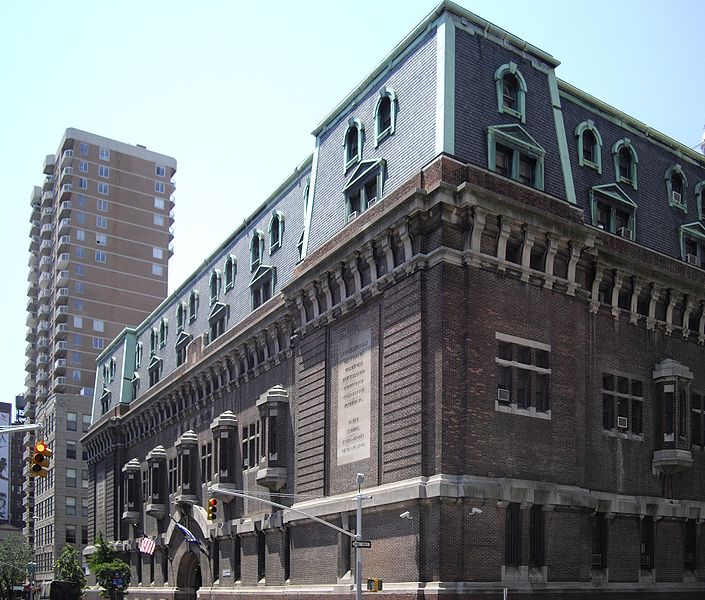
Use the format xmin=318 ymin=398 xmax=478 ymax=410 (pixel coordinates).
xmin=155 ymin=181 xmax=165 ymax=194
xmin=692 ymin=392 xmax=703 ymax=447
xmin=66 ymin=441 xmax=77 ymax=460
xmin=83 ymin=414 xmax=91 ymax=433
xmin=97 ymin=182 xmax=109 ymax=195
xmin=640 ymin=516 xmax=654 ymax=570
xmin=78 ymin=178 xmax=88 ymax=190
xmin=95 ymin=250 xmax=107 ymax=263
xmin=71 ymin=351 xmax=81 ymax=364
xmin=67 ymin=412 xmax=77 ymax=431
xmin=505 ymin=502 xmax=522 ymax=567
xmin=72 ymin=334 xmax=82 ymax=348
xmin=155 ymin=165 xmax=166 ymax=177
xmin=82 ymin=469 xmax=89 ymax=488
xmin=154 ymin=214 xmax=165 ymax=226
xmin=591 ymin=513 xmax=607 ymax=569
xmin=495 ymin=334 xmax=551 ymax=414
xmin=152 ymin=264 xmax=163 ymax=276
xmin=602 ymin=373 xmax=643 ymax=435
xmin=96 ymin=216 xmax=108 ymax=229
xmin=82 ymin=525 xmax=88 ymax=545
xmin=153 ymin=247 xmax=163 ymax=259
xmin=93 ymin=319 xmax=105 ymax=332
xmin=72 ymin=369 xmax=81 ymax=382
xmin=96 ymin=233 xmax=107 ymax=245
xmin=200 ymin=442 xmax=213 ymax=484
xmin=99 ymin=165 xmax=109 ymax=178
xmin=65 ymin=525 xmax=76 ymax=544
xmin=77 ymin=194 xmax=87 ymax=207
xmin=93 ymin=337 xmax=105 ymax=350
xmin=154 ymin=197 xmax=165 ymax=209
xmin=75 ymin=211 xmax=86 ymax=225
xmin=76 ymin=229 xmax=86 ymax=241
xmin=75 ymin=246 xmax=85 ymax=259
xmin=73 ymin=316 xmax=83 ymax=329
xmin=97 ymin=199 xmax=108 ymax=211
xmin=66 ymin=468 xmax=77 ymax=488
xmin=685 ymin=520 xmax=697 ymax=571
xmin=79 ymin=143 xmax=89 ymax=156
xmin=79 ymin=160 xmax=88 ymax=173
xmin=65 ymin=497 xmax=76 ymax=516
xmin=529 ymin=505 xmax=545 ymax=567
xmin=99 ymin=147 xmax=110 ymax=161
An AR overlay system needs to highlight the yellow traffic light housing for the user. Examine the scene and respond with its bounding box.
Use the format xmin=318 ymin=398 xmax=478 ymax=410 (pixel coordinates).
xmin=30 ymin=440 xmax=52 ymax=478
xmin=206 ymin=497 xmax=218 ymax=520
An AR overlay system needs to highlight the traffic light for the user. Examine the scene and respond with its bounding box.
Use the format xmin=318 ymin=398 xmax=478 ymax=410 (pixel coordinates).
xmin=30 ymin=440 xmax=52 ymax=478
xmin=206 ymin=497 xmax=218 ymax=520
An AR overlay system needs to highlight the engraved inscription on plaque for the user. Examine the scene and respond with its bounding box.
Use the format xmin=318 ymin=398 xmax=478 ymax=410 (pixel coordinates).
xmin=336 ymin=328 xmax=372 ymax=465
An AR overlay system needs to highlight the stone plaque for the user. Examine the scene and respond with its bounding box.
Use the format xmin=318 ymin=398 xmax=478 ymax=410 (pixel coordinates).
xmin=336 ymin=328 xmax=372 ymax=465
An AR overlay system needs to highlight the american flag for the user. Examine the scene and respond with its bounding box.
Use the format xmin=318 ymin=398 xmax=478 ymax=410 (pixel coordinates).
xmin=139 ymin=536 xmax=156 ymax=555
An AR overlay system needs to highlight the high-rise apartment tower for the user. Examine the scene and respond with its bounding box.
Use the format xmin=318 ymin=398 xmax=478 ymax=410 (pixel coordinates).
xmin=24 ymin=128 xmax=176 ymax=581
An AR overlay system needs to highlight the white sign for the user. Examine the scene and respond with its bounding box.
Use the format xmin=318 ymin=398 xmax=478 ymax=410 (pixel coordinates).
xmin=336 ymin=329 xmax=372 ymax=465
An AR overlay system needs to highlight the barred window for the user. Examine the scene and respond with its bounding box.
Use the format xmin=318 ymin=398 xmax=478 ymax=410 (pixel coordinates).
xmin=602 ymin=373 xmax=643 ymax=435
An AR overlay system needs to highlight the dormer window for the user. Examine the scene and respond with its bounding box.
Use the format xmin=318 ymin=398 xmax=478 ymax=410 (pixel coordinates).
xmin=268 ymin=211 xmax=284 ymax=253
xmin=374 ymin=88 xmax=397 ymax=146
xmin=159 ymin=318 xmax=168 ymax=347
xmin=589 ymin=184 xmax=637 ymax=240
xmin=343 ymin=159 xmax=385 ymax=223
xmin=575 ymin=121 xmax=603 ymax=173
xmin=224 ymin=255 xmax=236 ymax=291
xmin=488 ymin=125 xmax=545 ymax=190
xmin=665 ymin=164 xmax=688 ymax=212
xmin=134 ymin=342 xmax=142 ymax=369
xmin=209 ymin=270 xmax=221 ymax=305
xmin=494 ymin=63 xmax=527 ymax=122
xmin=176 ymin=302 xmax=186 ymax=333
xmin=343 ymin=118 xmax=364 ymax=171
xmin=612 ymin=139 xmax=638 ymax=189
xmin=188 ymin=290 xmax=199 ymax=322
xmin=250 ymin=230 xmax=265 ymax=272
xmin=149 ymin=328 xmax=158 ymax=356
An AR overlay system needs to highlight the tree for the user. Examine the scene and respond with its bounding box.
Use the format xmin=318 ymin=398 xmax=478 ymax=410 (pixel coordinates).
xmin=54 ymin=545 xmax=86 ymax=590
xmin=86 ymin=533 xmax=130 ymax=599
xmin=0 ymin=534 xmax=32 ymax=600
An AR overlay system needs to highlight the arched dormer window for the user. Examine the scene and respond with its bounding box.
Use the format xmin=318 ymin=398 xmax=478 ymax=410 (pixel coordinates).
xmin=224 ymin=255 xmax=237 ymax=291
xmin=149 ymin=328 xmax=158 ymax=356
xmin=209 ymin=270 xmax=221 ymax=305
xmin=159 ymin=318 xmax=168 ymax=347
xmin=374 ymin=87 xmax=397 ymax=146
xmin=612 ymin=139 xmax=638 ymax=189
xmin=665 ymin=164 xmax=688 ymax=213
xmin=134 ymin=342 xmax=143 ymax=369
xmin=269 ymin=211 xmax=284 ymax=253
xmin=343 ymin=117 xmax=364 ymax=171
xmin=696 ymin=182 xmax=705 ymax=222
xmin=176 ymin=302 xmax=185 ymax=333
xmin=188 ymin=290 xmax=199 ymax=322
xmin=494 ymin=63 xmax=527 ymax=123
xmin=250 ymin=230 xmax=265 ymax=272
xmin=575 ymin=121 xmax=603 ymax=173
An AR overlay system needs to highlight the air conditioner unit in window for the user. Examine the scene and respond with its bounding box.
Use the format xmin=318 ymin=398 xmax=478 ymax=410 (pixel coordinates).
xmin=672 ymin=191 xmax=682 ymax=205
xmin=617 ymin=416 xmax=628 ymax=429
xmin=367 ymin=198 xmax=377 ymax=208
xmin=348 ymin=211 xmax=358 ymax=223
xmin=617 ymin=227 xmax=632 ymax=239
xmin=497 ymin=388 xmax=510 ymax=403
xmin=686 ymin=253 xmax=699 ymax=266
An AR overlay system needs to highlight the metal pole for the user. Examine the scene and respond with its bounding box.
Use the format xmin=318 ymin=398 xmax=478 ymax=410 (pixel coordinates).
xmin=355 ymin=491 xmax=362 ymax=600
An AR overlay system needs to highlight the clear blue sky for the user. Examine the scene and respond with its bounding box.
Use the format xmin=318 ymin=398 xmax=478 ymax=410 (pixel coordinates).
xmin=1 ymin=0 xmax=704 ymax=405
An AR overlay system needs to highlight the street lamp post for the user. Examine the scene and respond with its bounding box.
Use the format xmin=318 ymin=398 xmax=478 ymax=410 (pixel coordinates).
xmin=354 ymin=473 xmax=365 ymax=600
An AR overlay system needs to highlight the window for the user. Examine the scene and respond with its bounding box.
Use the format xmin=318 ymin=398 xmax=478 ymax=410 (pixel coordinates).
xmin=74 ymin=299 xmax=84 ymax=311
xmin=159 ymin=318 xmax=168 ymax=347
xmin=66 ymin=441 xmax=77 ymax=460
xmin=343 ymin=159 xmax=385 ymax=223
xmin=75 ymin=264 xmax=85 ymax=277
xmin=153 ymin=247 xmax=163 ymax=259
xmin=269 ymin=211 xmax=284 ymax=253
xmin=97 ymin=182 xmax=109 ymax=195
xmin=640 ymin=516 xmax=654 ymax=570
xmin=71 ymin=352 xmax=81 ymax=364
xmin=75 ymin=281 xmax=84 ymax=294
xmin=99 ymin=147 xmax=110 ymax=161
xmin=529 ymin=505 xmax=545 ymax=568
xmin=589 ymin=184 xmax=637 ymax=240
xmin=82 ymin=413 xmax=91 ymax=433
xmin=78 ymin=178 xmax=88 ymax=190
xmin=79 ymin=160 xmax=88 ymax=173
xmin=65 ymin=525 xmax=76 ymax=544
xmin=242 ymin=422 xmax=260 ymax=469
xmin=72 ymin=334 xmax=82 ymax=347
xmin=96 ymin=216 xmax=108 ymax=229
xmin=692 ymin=391 xmax=704 ymax=448
xmin=257 ymin=531 xmax=266 ymax=581
xmin=75 ymin=211 xmax=86 ymax=225
xmin=154 ymin=197 xmax=165 ymax=210
xmin=665 ymin=164 xmax=688 ymax=212
xmin=67 ymin=412 xmax=77 ymax=431
xmin=224 ymin=255 xmax=236 ymax=291
xmin=495 ymin=333 xmax=551 ymax=414
xmin=93 ymin=319 xmax=104 ymax=332
xmin=374 ymin=87 xmax=397 ymax=146
xmin=155 ymin=181 xmax=165 ymax=194
xmin=149 ymin=357 xmax=162 ymax=387
xmin=75 ymin=245 xmax=86 ymax=260
xmin=72 ymin=369 xmax=81 ymax=382
xmin=200 ymin=442 xmax=213 ymax=483
xmin=76 ymin=229 xmax=85 ymax=241
xmin=135 ymin=342 xmax=143 ymax=369
xmin=155 ymin=165 xmax=166 ymax=177
xmin=575 ymin=121 xmax=603 ymax=173
xmin=168 ymin=457 xmax=177 ymax=494
xmin=150 ymin=328 xmax=158 ymax=355
xmin=92 ymin=337 xmax=104 ymax=350
xmin=95 ymin=250 xmax=107 ymax=263
xmin=82 ymin=469 xmax=89 ymax=488
xmin=251 ymin=266 xmax=275 ymax=310
xmin=250 ymin=230 xmax=265 ymax=271
xmin=66 ymin=468 xmax=77 ymax=488
xmin=685 ymin=520 xmax=697 ymax=572
xmin=74 ymin=316 xmax=83 ymax=329
xmin=591 ymin=513 xmax=607 ymax=569
xmin=495 ymin=62 xmax=527 ymax=122
xmin=96 ymin=233 xmax=107 ymax=246
xmin=82 ymin=525 xmax=88 ymax=545
xmin=601 ymin=373 xmax=643 ymax=435
xmin=154 ymin=214 xmax=164 ymax=226
xmin=612 ymin=139 xmax=639 ymax=189
xmin=209 ymin=271 xmax=221 ymax=304
xmin=505 ymin=502 xmax=522 ymax=567
xmin=152 ymin=264 xmax=163 ymax=276
xmin=79 ymin=143 xmax=89 ymax=156
xmin=680 ymin=223 xmax=705 ymax=268
xmin=65 ymin=497 xmax=76 ymax=516
xmin=343 ymin=117 xmax=364 ymax=170
xmin=97 ymin=199 xmax=108 ymax=212
xmin=488 ymin=125 xmax=545 ymax=190
xmin=188 ymin=290 xmax=199 ymax=322
xmin=209 ymin=303 xmax=227 ymax=342
xmin=99 ymin=165 xmax=109 ymax=178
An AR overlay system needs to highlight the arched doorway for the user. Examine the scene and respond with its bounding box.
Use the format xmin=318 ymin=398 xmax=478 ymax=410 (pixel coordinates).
xmin=175 ymin=550 xmax=201 ymax=600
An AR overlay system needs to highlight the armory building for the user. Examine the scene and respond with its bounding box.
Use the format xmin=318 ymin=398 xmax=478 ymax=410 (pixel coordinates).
xmin=82 ymin=2 xmax=705 ymax=598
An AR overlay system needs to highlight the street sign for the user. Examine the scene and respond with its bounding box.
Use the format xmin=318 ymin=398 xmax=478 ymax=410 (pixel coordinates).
xmin=352 ymin=540 xmax=371 ymax=548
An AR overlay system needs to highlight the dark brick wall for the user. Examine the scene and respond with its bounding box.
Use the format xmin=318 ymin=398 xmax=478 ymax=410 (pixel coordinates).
xmin=606 ymin=515 xmax=639 ymax=582
xmin=657 ymin=519 xmax=684 ymax=582
xmin=546 ymin=509 xmax=590 ymax=582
